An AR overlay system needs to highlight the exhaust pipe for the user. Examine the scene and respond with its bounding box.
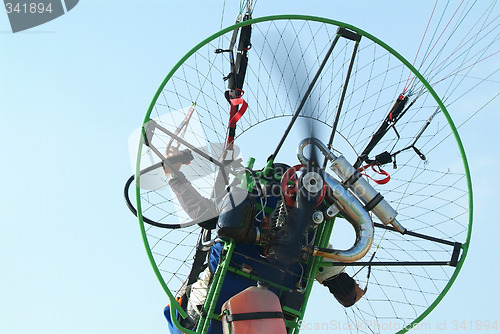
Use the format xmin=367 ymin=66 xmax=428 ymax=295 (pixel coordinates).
xmin=313 ymin=174 xmax=374 ymax=262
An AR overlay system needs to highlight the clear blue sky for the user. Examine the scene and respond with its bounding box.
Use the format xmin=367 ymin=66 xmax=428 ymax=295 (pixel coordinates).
xmin=1 ymin=1 xmax=499 ymax=333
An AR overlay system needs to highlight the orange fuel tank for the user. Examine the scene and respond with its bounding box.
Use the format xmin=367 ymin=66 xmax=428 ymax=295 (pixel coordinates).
xmin=221 ymin=284 xmax=287 ymax=334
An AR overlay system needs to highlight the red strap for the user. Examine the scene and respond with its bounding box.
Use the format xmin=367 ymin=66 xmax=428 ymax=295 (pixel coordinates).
xmin=229 ymin=98 xmax=248 ymax=125
xmin=226 ymin=98 xmax=248 ymax=149
xmin=358 ymin=164 xmax=391 ymax=185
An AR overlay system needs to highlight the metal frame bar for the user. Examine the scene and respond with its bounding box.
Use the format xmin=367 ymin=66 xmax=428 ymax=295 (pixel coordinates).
xmin=323 ymin=261 xmax=453 ymax=267
xmin=271 ymin=34 xmax=341 ymax=160
xmin=325 ymin=28 xmax=362 ymax=167
xmin=374 ymin=222 xmax=458 ymax=247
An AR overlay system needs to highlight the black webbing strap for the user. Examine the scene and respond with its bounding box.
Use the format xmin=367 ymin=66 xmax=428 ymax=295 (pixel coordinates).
xmin=344 ymin=170 xmax=362 ymax=188
xmin=234 ymin=15 xmax=252 ymax=91
xmin=223 ymin=14 xmax=252 ymax=94
xmin=364 ymin=193 xmax=384 ymax=212
xmin=225 ymin=311 xmax=284 ymax=323
xmin=187 ymin=247 xmax=209 ymax=285
xmin=186 ymin=229 xmax=212 ymax=285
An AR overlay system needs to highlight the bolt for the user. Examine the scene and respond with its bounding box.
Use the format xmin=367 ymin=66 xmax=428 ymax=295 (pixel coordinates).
xmin=312 ymin=210 xmax=324 ymax=224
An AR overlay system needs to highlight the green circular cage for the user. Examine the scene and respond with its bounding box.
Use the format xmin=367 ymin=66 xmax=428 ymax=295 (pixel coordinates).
xmin=128 ymin=15 xmax=473 ymax=334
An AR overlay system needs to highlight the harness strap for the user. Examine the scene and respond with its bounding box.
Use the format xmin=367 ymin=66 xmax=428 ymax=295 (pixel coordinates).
xmin=233 ymin=17 xmax=252 ymax=90
xmin=219 ymin=14 xmax=252 ymax=155
xmin=187 ymin=247 xmax=209 ymax=285
xmin=225 ymin=311 xmax=284 ymax=323
xmin=186 ymin=229 xmax=212 ymax=285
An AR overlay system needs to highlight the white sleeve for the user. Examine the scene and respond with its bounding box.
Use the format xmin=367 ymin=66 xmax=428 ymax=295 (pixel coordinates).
xmin=315 ymin=243 xmax=345 ymax=284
